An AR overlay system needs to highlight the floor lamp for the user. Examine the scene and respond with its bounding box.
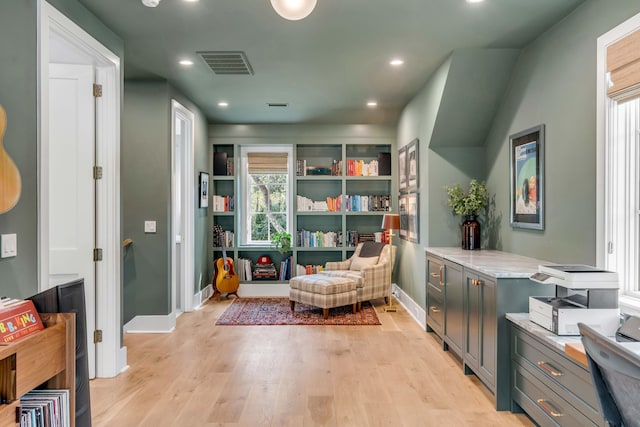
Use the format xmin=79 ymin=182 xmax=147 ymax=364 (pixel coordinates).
xmin=381 ymin=213 xmax=400 ymax=312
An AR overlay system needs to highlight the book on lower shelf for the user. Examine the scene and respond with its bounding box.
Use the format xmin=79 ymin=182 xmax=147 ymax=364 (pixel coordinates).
xmin=0 ymin=299 xmax=44 ymax=344
xmin=20 ymin=389 xmax=71 ymax=427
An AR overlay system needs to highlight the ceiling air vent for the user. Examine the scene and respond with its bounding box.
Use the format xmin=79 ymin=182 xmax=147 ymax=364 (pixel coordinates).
xmin=267 ymin=103 xmax=289 ymax=107
xmin=197 ymin=51 xmax=254 ymax=75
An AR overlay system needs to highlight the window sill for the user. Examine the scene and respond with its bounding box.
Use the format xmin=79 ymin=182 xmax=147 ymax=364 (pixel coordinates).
xmin=619 ymin=295 xmax=640 ymax=317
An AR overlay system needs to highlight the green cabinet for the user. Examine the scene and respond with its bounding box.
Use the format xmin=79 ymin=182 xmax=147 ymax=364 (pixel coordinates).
xmin=463 ymin=270 xmax=496 ymax=391
xmin=444 ymin=260 xmax=464 ymax=357
xmin=424 ymin=248 xmax=555 ymax=411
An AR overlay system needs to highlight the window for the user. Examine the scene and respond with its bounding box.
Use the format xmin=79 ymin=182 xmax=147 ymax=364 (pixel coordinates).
xmin=598 ymin=13 xmax=640 ymax=311
xmin=239 ymin=145 xmax=293 ymax=246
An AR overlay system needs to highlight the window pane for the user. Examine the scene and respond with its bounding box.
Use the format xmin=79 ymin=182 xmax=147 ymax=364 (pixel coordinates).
xmin=251 ymin=214 xmax=268 ymax=241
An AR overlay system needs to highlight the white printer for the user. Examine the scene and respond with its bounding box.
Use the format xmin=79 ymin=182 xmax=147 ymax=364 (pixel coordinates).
xmin=529 ymin=264 xmax=620 ymax=336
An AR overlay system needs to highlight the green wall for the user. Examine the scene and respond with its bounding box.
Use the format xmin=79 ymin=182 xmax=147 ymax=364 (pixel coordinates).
xmin=0 ymin=0 xmax=123 ymax=299
xmin=123 ymin=81 xmax=210 ymax=323
xmin=485 ymin=0 xmax=640 ymax=264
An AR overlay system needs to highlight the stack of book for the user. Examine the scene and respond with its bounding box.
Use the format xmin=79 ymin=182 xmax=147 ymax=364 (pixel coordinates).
xmin=279 ymin=256 xmax=293 ymax=280
xmin=19 ymin=389 xmax=70 ymax=427
xmin=212 ymin=195 xmax=234 ymax=212
xmin=344 ymin=194 xmax=390 ymax=212
xmin=253 ymin=263 xmax=277 ymax=280
xmin=236 ymin=258 xmax=252 ymax=281
xmin=346 ymin=159 xmax=379 ymax=176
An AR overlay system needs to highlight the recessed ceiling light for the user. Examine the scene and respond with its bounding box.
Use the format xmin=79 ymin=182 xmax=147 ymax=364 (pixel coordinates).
xmin=367 ymin=101 xmax=378 ymax=107
xmin=218 ymin=102 xmax=229 ymax=107
xmin=179 ymin=60 xmax=194 ymax=66
xmin=390 ymin=59 xmax=404 ymax=66
xmin=183 ymin=0 xmax=199 ymax=2
xmin=466 ymin=0 xmax=484 ymax=3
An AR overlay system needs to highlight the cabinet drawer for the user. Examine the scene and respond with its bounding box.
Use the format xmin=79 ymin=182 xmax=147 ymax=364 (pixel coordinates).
xmin=427 ymin=283 xmax=444 ymax=333
xmin=512 ymin=361 xmax=598 ymax=427
xmin=512 ymin=328 xmax=600 ymax=419
xmin=427 ymin=256 xmax=443 ymax=289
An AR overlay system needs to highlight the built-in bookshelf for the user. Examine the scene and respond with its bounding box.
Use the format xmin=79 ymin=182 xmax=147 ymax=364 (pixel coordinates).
xmin=211 ymin=141 xmax=393 ymax=284
xmin=0 ymin=313 xmax=75 ymax=427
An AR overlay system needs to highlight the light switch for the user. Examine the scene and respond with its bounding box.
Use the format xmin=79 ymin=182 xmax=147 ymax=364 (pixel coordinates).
xmin=144 ymin=221 xmax=157 ymax=233
xmin=1 ymin=234 xmax=17 ymax=258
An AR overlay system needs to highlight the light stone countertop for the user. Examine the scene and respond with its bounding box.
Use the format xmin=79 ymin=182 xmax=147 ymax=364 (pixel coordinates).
xmin=425 ymin=247 xmax=553 ymax=279
xmin=507 ymin=313 xmax=640 ymax=356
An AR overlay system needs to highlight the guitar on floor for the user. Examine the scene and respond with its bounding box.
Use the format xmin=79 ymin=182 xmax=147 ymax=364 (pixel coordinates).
xmin=211 ymin=225 xmax=239 ymax=300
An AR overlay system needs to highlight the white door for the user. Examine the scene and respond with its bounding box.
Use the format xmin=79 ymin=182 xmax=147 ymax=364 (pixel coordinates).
xmin=171 ymin=100 xmax=195 ymax=314
xmin=48 ymin=63 xmax=96 ymax=378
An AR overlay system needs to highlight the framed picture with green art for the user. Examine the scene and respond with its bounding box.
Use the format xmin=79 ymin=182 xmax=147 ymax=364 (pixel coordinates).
xmin=509 ymin=124 xmax=544 ymax=230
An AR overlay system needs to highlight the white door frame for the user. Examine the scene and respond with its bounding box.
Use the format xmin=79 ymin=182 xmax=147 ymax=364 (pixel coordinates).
xmin=38 ymin=1 xmax=125 ymax=377
xmin=171 ymin=100 xmax=195 ymax=313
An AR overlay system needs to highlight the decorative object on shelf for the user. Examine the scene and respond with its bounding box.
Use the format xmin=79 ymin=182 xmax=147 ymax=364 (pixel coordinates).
xmin=381 ymin=213 xmax=400 ymax=312
xmin=271 ymin=231 xmax=292 ymax=254
xmin=509 ymin=124 xmax=545 ymax=230
xmin=398 ymin=145 xmax=408 ymax=193
xmin=406 ymin=138 xmax=419 ymax=191
xmin=445 ymin=179 xmax=488 ymax=250
xmin=199 ymin=172 xmax=209 ymax=208
xmin=270 ymin=0 xmax=317 ymax=21
xmin=0 ymin=104 xmax=22 ymax=214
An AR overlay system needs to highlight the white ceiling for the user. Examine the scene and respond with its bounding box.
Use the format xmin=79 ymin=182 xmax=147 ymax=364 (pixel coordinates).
xmin=77 ymin=0 xmax=586 ymax=124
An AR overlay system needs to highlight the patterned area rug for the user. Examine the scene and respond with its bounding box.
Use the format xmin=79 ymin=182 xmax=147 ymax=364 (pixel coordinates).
xmin=216 ymin=297 xmax=381 ymax=326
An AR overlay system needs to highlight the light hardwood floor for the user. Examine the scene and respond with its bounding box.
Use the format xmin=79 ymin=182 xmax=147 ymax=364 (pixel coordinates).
xmin=90 ymin=298 xmax=534 ymax=426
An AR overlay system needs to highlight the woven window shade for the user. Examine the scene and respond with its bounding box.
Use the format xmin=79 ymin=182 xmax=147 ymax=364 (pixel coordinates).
xmin=607 ymin=28 xmax=640 ymax=102
xmin=247 ymin=152 xmax=288 ymax=174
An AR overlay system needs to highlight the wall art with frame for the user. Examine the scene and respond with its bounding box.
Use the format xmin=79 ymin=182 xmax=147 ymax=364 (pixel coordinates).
xmin=406 ymin=138 xmax=419 ymax=192
xmin=398 ymin=145 xmax=408 ymax=193
xmin=509 ymin=124 xmax=544 ymax=230
xmin=199 ymin=172 xmax=209 ymax=208
xmin=398 ymin=194 xmax=408 ymax=240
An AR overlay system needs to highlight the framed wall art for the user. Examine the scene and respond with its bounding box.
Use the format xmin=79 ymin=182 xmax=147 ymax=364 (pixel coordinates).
xmin=398 ymin=194 xmax=408 ymax=240
xmin=398 ymin=145 xmax=408 ymax=193
xmin=199 ymin=172 xmax=209 ymax=208
xmin=509 ymin=124 xmax=544 ymax=230
xmin=407 ymin=193 xmax=419 ymax=243
xmin=406 ymin=138 xmax=419 ymax=192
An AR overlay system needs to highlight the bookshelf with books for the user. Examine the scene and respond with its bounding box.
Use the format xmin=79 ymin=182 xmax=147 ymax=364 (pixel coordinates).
xmin=211 ymin=139 xmax=393 ymax=284
xmin=0 ymin=312 xmax=75 ymax=427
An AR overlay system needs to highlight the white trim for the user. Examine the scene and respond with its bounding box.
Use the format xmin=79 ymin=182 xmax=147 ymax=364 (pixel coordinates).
xmin=123 ymin=313 xmax=177 ymax=334
xmin=196 ymin=283 xmax=215 ymax=307
xmin=238 ymin=283 xmax=290 ymax=297
xmin=38 ymin=1 xmax=123 ymax=377
xmin=392 ymin=283 xmax=427 ymax=330
xmin=171 ymin=100 xmax=196 ymax=314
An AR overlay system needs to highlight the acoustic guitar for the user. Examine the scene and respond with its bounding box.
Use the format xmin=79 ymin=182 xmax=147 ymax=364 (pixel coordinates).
xmin=0 ymin=105 xmax=22 ymax=214
xmin=211 ymin=226 xmax=239 ymax=300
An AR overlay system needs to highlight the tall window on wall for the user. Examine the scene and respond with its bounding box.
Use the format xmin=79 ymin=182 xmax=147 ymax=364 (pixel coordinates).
xmin=598 ymin=16 xmax=640 ymax=309
xmin=239 ymin=145 xmax=293 ymax=246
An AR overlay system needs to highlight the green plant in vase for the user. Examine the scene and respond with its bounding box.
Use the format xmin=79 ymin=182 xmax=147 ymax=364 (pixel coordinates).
xmin=445 ymin=180 xmax=488 ymax=250
xmin=271 ymin=231 xmax=292 ymax=255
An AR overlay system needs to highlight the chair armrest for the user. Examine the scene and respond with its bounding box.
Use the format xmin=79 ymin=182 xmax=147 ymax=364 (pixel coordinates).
xmin=361 ymin=262 xmax=390 ymax=287
xmin=326 ymin=260 xmax=351 ymax=270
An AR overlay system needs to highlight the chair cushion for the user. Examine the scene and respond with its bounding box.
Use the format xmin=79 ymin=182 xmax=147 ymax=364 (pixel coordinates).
xmin=350 ymin=255 xmax=379 ymax=271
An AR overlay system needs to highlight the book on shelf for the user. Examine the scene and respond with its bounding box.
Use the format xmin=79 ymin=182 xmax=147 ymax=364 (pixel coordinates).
xmin=0 ymin=299 xmax=44 ymax=344
xmin=294 ymin=264 xmax=325 ymax=275
xmin=20 ymin=389 xmax=70 ymax=427
xmin=212 ymin=195 xmax=234 ymax=212
xmin=296 ymin=230 xmax=340 ymax=248
xmin=346 ymin=159 xmax=379 ymax=176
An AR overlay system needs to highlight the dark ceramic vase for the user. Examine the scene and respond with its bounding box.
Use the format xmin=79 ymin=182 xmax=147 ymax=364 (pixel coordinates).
xmin=462 ymin=214 xmax=480 ymax=250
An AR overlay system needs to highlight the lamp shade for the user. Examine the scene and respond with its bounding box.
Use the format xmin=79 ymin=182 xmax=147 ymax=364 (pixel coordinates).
xmin=381 ymin=213 xmax=400 ymax=230
xmin=270 ymin=0 xmax=317 ymax=20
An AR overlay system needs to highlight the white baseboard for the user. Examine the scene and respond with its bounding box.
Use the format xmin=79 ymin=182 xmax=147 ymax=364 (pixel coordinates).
xmin=116 ymin=346 xmax=129 ymax=375
xmin=238 ymin=282 xmax=289 ymax=297
xmin=195 ymin=284 xmax=214 ymax=308
xmin=392 ymin=283 xmax=426 ymax=330
xmin=123 ymin=312 xmax=176 ymax=334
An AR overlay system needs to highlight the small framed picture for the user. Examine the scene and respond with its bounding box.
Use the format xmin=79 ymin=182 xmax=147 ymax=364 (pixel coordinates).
xmin=407 ymin=193 xmax=419 ymax=243
xmin=398 ymin=146 xmax=408 ymax=193
xmin=509 ymin=125 xmax=544 ymax=230
xmin=399 ymin=194 xmax=408 ymax=240
xmin=407 ymin=138 xmax=419 ymax=192
xmin=199 ymin=172 xmax=209 ymax=208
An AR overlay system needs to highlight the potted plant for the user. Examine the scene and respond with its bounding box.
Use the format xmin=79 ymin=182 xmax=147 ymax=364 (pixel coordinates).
xmin=271 ymin=231 xmax=292 ymax=254
xmin=445 ymin=179 xmax=488 ymax=250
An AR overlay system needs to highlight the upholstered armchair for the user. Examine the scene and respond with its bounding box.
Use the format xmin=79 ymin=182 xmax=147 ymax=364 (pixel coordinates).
xmin=321 ymin=241 xmax=394 ymax=310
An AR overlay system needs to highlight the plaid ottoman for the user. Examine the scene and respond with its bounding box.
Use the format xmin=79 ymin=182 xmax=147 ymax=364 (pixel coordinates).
xmin=289 ymin=274 xmax=357 ymax=319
